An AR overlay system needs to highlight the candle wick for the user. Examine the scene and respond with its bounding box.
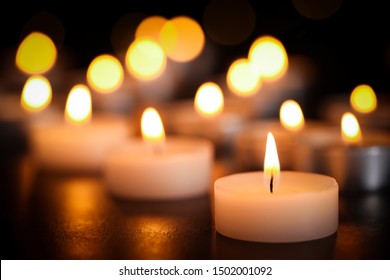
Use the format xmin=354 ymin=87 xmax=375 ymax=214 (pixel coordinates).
xmin=270 ymin=174 xmax=274 ymax=194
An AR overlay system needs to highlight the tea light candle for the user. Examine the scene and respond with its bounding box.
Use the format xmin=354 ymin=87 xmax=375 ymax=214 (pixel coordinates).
xmin=28 ymin=84 xmax=132 ymax=172
xmin=160 ymin=82 xmax=244 ymax=153
xmin=104 ymin=107 xmax=214 ymax=200
xmin=234 ymin=100 xmax=332 ymax=171
xmin=319 ymin=85 xmax=390 ymax=130
xmin=293 ymin=112 xmax=390 ymax=192
xmin=214 ymin=132 xmax=339 ymax=243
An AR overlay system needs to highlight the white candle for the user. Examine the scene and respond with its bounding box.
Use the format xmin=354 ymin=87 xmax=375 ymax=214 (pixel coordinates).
xmin=214 ymin=132 xmax=339 ymax=243
xmin=234 ymin=100 xmax=333 ymax=171
xmin=28 ymin=84 xmax=132 ymax=172
xmin=104 ymin=107 xmax=214 ymax=200
xmin=159 ymin=82 xmax=244 ymax=152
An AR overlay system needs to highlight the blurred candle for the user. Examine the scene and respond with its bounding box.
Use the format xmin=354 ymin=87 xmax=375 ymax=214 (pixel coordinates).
xmin=161 ymin=82 xmax=244 ymax=154
xmin=28 ymin=84 xmax=132 ymax=172
xmin=293 ymin=112 xmax=390 ymax=192
xmin=104 ymin=107 xmax=214 ymax=200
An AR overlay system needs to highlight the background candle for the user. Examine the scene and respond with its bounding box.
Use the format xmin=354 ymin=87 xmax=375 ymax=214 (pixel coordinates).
xmin=214 ymin=133 xmax=339 ymax=243
xmin=234 ymin=100 xmax=332 ymax=171
xmin=159 ymin=82 xmax=245 ymax=154
xmin=28 ymin=84 xmax=132 ymax=172
xmin=293 ymin=112 xmax=390 ymax=192
xmin=104 ymin=107 xmax=214 ymax=200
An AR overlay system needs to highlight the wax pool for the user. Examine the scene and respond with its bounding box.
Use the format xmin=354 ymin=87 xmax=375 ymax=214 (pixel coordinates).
xmin=214 ymin=171 xmax=338 ymax=243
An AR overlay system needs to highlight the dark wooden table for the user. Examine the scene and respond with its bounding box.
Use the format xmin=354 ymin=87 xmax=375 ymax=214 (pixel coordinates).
xmin=1 ymin=145 xmax=390 ymax=260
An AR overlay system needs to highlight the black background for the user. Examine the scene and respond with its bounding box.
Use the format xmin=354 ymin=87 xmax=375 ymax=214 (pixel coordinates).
xmin=1 ymin=0 xmax=390 ymax=96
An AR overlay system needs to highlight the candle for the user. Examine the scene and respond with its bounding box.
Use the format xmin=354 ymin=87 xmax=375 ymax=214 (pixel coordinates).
xmin=293 ymin=112 xmax=390 ymax=192
xmin=104 ymin=107 xmax=214 ymax=200
xmin=160 ymin=82 xmax=244 ymax=153
xmin=319 ymin=84 xmax=390 ymax=130
xmin=234 ymin=99 xmax=332 ymax=171
xmin=214 ymin=132 xmax=339 ymax=243
xmin=28 ymin=84 xmax=132 ymax=172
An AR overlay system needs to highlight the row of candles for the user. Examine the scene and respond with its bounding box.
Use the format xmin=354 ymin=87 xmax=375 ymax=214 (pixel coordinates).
xmin=2 ymin=16 xmax=390 ymax=245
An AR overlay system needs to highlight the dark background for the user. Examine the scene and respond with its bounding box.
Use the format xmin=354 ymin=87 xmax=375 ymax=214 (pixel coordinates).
xmin=1 ymin=0 xmax=390 ymax=96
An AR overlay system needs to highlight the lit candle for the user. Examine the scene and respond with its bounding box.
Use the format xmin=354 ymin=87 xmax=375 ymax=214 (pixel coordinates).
xmin=104 ymin=107 xmax=214 ymax=200
xmin=160 ymin=82 xmax=244 ymax=153
xmin=234 ymin=99 xmax=332 ymax=171
xmin=293 ymin=112 xmax=390 ymax=192
xmin=214 ymin=132 xmax=339 ymax=243
xmin=320 ymin=84 xmax=390 ymax=130
xmin=28 ymin=84 xmax=132 ymax=172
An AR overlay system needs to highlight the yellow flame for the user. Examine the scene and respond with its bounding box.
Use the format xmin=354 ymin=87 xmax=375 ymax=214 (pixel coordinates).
xmin=159 ymin=16 xmax=205 ymax=62
xmin=279 ymin=100 xmax=305 ymax=131
xmin=226 ymin=58 xmax=261 ymax=96
xmin=350 ymin=84 xmax=377 ymax=113
xmin=15 ymin=32 xmax=57 ymax=75
xmin=248 ymin=35 xmax=288 ymax=81
xmin=125 ymin=38 xmax=166 ymax=80
xmin=264 ymin=132 xmax=280 ymax=192
xmin=141 ymin=107 xmax=166 ymax=153
xmin=86 ymin=54 xmax=124 ymax=94
xmin=65 ymin=84 xmax=92 ymax=124
xmin=135 ymin=16 xmax=167 ymax=41
xmin=21 ymin=75 xmax=52 ymax=112
xmin=341 ymin=112 xmax=362 ymax=145
xmin=194 ymin=82 xmax=224 ymax=117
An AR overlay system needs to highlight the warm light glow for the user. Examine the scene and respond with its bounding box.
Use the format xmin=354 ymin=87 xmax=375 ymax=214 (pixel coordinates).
xmin=248 ymin=35 xmax=288 ymax=80
xmin=125 ymin=38 xmax=166 ymax=80
xmin=65 ymin=84 xmax=92 ymax=124
xmin=135 ymin=16 xmax=167 ymax=41
xmin=141 ymin=107 xmax=166 ymax=153
xmin=15 ymin=32 xmax=57 ymax=75
xmin=279 ymin=100 xmax=305 ymax=131
xmin=341 ymin=112 xmax=362 ymax=145
xmin=194 ymin=82 xmax=224 ymax=117
xmin=226 ymin=58 xmax=261 ymax=96
xmin=264 ymin=132 xmax=280 ymax=192
xmin=86 ymin=54 xmax=124 ymax=94
xmin=21 ymin=75 xmax=52 ymax=112
xmin=350 ymin=84 xmax=377 ymax=113
xmin=160 ymin=16 xmax=205 ymax=62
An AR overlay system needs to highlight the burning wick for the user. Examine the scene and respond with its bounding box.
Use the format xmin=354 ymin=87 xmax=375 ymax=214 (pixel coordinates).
xmin=270 ymin=174 xmax=274 ymax=193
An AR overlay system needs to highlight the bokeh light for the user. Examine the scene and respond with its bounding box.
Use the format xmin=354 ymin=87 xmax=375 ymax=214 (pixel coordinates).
xmin=160 ymin=16 xmax=205 ymax=62
xmin=15 ymin=32 xmax=57 ymax=75
xmin=279 ymin=100 xmax=305 ymax=131
xmin=65 ymin=84 xmax=92 ymax=124
xmin=125 ymin=38 xmax=167 ymax=80
xmin=248 ymin=35 xmax=288 ymax=81
xmin=135 ymin=15 xmax=167 ymax=41
xmin=87 ymin=54 xmax=124 ymax=94
xmin=227 ymin=58 xmax=261 ymax=96
xmin=350 ymin=84 xmax=377 ymax=114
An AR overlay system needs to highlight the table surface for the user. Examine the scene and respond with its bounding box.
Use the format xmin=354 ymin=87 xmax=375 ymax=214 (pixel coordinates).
xmin=1 ymin=147 xmax=390 ymax=260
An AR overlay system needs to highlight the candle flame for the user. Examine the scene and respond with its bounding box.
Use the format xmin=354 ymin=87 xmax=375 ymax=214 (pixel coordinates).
xmin=350 ymin=84 xmax=377 ymax=114
xmin=264 ymin=132 xmax=280 ymax=193
xmin=279 ymin=99 xmax=305 ymax=131
xmin=194 ymin=82 xmax=224 ymax=117
xmin=141 ymin=107 xmax=166 ymax=154
xmin=65 ymin=84 xmax=92 ymax=124
xmin=341 ymin=112 xmax=362 ymax=145
xmin=21 ymin=75 xmax=52 ymax=112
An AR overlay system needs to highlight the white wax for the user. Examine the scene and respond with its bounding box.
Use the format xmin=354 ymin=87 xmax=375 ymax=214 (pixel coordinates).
xmin=214 ymin=171 xmax=338 ymax=243
xmin=28 ymin=115 xmax=132 ymax=172
xmin=104 ymin=137 xmax=214 ymax=200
